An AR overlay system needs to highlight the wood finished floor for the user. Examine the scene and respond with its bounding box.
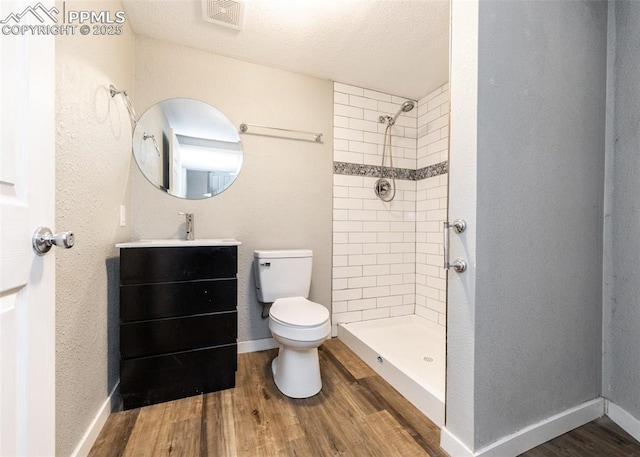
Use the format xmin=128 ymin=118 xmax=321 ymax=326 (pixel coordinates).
xmin=521 ymin=416 xmax=640 ymax=457
xmin=90 ymin=338 xmax=640 ymax=457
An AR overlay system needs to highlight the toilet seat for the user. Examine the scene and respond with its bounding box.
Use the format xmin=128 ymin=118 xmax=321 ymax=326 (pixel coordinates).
xmin=269 ymin=297 xmax=330 ymax=342
xmin=270 ymin=297 xmax=329 ymax=327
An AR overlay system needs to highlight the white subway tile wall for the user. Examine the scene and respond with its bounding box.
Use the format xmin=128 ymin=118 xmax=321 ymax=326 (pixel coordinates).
xmin=334 ymin=84 xmax=417 ymax=170
xmin=332 ymin=173 xmax=417 ymax=335
xmin=332 ymin=82 xmax=449 ymax=335
xmin=417 ymin=83 xmax=450 ymax=170
xmin=415 ymin=83 xmax=449 ymax=326
xmin=415 ymin=173 xmax=449 ymax=326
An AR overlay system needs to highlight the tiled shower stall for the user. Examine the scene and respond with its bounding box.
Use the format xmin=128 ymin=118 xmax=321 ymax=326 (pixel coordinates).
xmin=331 ymin=82 xmax=450 ymax=336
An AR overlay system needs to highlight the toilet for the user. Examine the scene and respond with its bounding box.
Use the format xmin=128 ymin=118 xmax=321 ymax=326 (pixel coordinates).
xmin=254 ymin=249 xmax=331 ymax=398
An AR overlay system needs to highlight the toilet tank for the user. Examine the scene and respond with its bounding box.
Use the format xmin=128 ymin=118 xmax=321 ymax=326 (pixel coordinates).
xmin=254 ymin=249 xmax=313 ymax=303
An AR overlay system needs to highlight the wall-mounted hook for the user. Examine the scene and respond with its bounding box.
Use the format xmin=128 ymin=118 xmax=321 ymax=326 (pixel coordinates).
xmin=110 ymin=84 xmax=138 ymax=128
xmin=142 ymin=133 xmax=160 ymax=156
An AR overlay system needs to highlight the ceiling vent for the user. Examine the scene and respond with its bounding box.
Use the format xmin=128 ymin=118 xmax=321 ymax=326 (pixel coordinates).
xmin=201 ymin=0 xmax=245 ymax=31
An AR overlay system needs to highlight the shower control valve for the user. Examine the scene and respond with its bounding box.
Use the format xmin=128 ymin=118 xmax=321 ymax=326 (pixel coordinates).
xmin=374 ymin=178 xmax=392 ymax=200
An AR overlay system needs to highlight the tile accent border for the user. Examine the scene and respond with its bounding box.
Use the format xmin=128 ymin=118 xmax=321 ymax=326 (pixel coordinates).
xmin=333 ymin=160 xmax=448 ymax=181
xmin=415 ymin=161 xmax=448 ymax=180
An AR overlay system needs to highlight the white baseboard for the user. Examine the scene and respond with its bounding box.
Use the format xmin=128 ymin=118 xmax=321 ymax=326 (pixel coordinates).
xmin=441 ymin=398 xmax=605 ymax=457
xmin=607 ymin=400 xmax=640 ymax=443
xmin=71 ymin=382 xmax=119 ymax=457
xmin=440 ymin=426 xmax=475 ymax=457
xmin=238 ymin=337 xmax=278 ymax=353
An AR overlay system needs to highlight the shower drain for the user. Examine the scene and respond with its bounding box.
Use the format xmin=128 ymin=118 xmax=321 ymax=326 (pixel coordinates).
xmin=423 ymin=356 xmax=434 ymax=363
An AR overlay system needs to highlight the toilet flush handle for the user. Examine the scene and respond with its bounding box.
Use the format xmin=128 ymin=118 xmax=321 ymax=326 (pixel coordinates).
xmin=259 ymin=262 xmax=271 ymax=267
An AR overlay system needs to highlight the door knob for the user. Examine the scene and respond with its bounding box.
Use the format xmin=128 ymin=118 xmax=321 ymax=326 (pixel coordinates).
xmin=32 ymin=227 xmax=75 ymax=256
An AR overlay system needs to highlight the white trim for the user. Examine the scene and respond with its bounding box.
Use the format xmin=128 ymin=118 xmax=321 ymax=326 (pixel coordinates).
xmin=477 ymin=398 xmax=605 ymax=457
xmin=237 ymin=337 xmax=278 ymax=353
xmin=440 ymin=426 xmax=474 ymax=457
xmin=71 ymin=383 xmax=119 ymax=457
xmin=606 ymin=400 xmax=640 ymax=443
xmin=441 ymin=398 xmax=605 ymax=457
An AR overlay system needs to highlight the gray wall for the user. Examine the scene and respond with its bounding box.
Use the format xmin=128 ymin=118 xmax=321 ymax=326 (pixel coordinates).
xmin=55 ymin=1 xmax=134 ymax=455
xmin=607 ymin=0 xmax=640 ymax=420
xmin=473 ymin=0 xmax=607 ymax=448
xmin=132 ymin=37 xmax=334 ymax=343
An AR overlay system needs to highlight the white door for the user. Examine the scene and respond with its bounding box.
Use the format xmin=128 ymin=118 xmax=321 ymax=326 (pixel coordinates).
xmin=0 ymin=0 xmax=56 ymax=455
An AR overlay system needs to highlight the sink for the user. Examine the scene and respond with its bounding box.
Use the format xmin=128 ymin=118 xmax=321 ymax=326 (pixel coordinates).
xmin=116 ymin=238 xmax=241 ymax=248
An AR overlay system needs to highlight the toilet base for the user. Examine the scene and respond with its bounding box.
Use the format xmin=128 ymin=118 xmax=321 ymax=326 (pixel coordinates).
xmin=271 ymin=346 xmax=322 ymax=398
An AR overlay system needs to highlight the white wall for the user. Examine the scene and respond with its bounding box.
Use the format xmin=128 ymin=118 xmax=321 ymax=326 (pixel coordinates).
xmin=55 ymin=1 xmax=134 ymax=455
xmin=132 ymin=37 xmax=334 ymax=343
xmin=444 ymin=0 xmax=479 ymax=447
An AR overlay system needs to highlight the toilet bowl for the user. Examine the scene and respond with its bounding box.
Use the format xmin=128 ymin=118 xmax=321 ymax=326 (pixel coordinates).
xmin=254 ymin=249 xmax=331 ymax=398
xmin=268 ymin=297 xmax=330 ymax=398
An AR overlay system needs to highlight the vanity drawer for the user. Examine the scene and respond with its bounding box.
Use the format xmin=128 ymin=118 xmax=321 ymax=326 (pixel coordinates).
xmin=120 ymin=279 xmax=237 ymax=322
xmin=120 ymin=344 xmax=237 ymax=409
xmin=120 ymin=311 xmax=237 ymax=359
xmin=120 ymin=246 xmax=237 ymax=285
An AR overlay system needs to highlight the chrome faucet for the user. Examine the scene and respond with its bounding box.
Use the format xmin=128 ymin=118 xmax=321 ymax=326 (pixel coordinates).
xmin=178 ymin=212 xmax=194 ymax=240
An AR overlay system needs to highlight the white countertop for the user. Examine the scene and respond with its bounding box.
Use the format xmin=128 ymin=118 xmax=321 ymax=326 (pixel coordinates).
xmin=116 ymin=238 xmax=241 ymax=248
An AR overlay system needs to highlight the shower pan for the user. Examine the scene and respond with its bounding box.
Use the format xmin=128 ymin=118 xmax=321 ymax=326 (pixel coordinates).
xmin=338 ymin=315 xmax=445 ymax=426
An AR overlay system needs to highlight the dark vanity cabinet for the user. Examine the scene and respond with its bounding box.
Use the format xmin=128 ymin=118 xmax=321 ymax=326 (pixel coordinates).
xmin=118 ymin=245 xmax=238 ymax=409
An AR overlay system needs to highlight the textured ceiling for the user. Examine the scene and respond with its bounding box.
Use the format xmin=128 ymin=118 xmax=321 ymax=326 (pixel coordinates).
xmin=121 ymin=0 xmax=450 ymax=100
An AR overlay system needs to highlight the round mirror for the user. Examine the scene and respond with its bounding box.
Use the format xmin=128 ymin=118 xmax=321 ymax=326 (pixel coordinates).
xmin=132 ymin=98 xmax=243 ymax=199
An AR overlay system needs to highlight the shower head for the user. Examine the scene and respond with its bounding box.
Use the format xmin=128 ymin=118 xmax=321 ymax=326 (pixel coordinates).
xmin=401 ymin=101 xmax=415 ymax=112
xmin=390 ymin=100 xmax=415 ymax=125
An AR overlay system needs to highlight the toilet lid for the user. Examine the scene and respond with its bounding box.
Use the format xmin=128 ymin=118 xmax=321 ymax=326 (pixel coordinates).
xmin=270 ymin=297 xmax=330 ymax=327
